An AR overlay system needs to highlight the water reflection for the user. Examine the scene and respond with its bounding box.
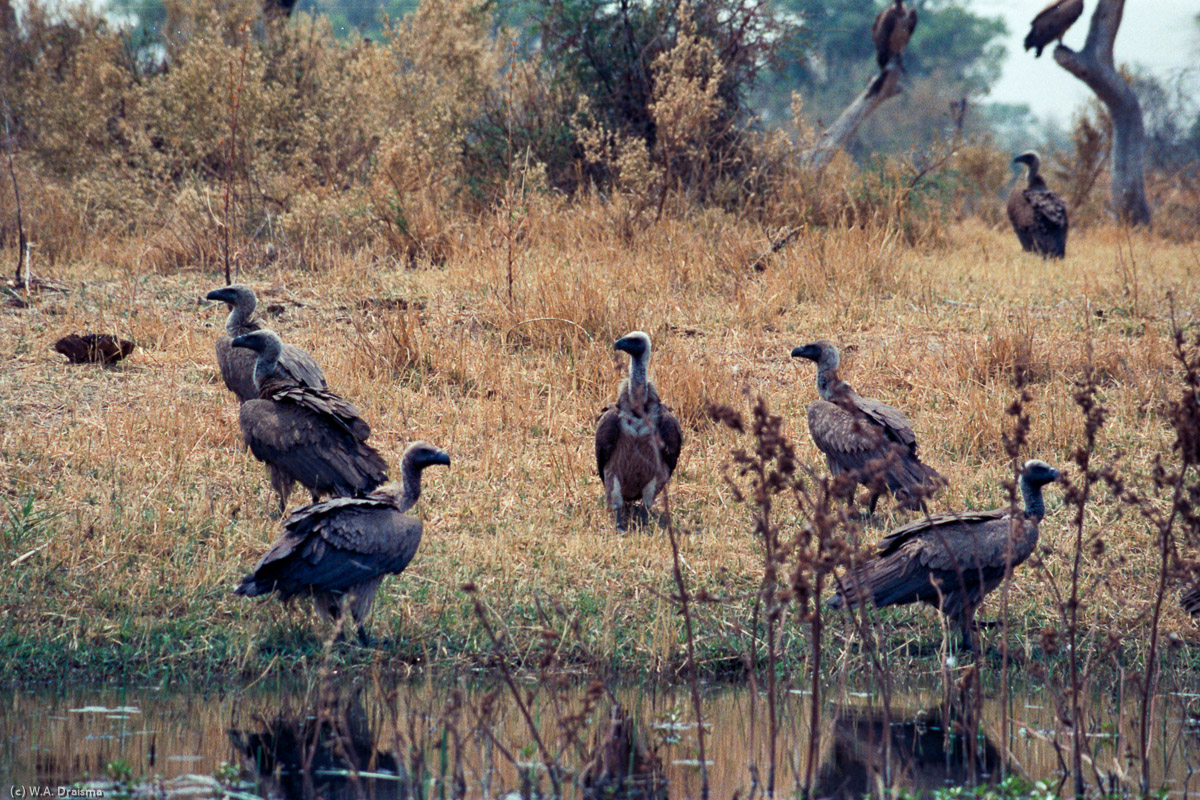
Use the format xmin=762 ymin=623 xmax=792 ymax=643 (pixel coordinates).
xmin=229 ymin=687 xmax=403 ymax=800
xmin=813 ymin=704 xmax=1004 ymax=800
xmin=1 ymin=678 xmax=1198 ymax=798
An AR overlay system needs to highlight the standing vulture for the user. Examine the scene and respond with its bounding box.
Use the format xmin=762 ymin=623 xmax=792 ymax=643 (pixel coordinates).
xmin=791 ymin=340 xmax=944 ymax=516
xmin=206 ymin=284 xmax=326 ymax=403
xmin=235 ymin=441 xmax=449 ymax=645
xmin=233 ymin=330 xmax=388 ymax=514
xmin=872 ymin=0 xmax=917 ymax=70
xmin=829 ymin=460 xmax=1060 ymax=652
xmin=1007 ymin=151 xmax=1069 ymax=259
xmin=1024 ymin=0 xmax=1084 ymax=58
xmin=595 ymin=331 xmax=683 ymax=531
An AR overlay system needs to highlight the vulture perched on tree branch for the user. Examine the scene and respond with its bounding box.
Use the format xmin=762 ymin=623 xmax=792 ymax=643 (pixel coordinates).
xmin=206 ymin=284 xmax=326 ymax=403
xmin=233 ymin=330 xmax=388 ymax=515
xmin=235 ymin=441 xmax=449 ymax=646
xmin=872 ymin=0 xmax=917 ymax=69
xmin=1007 ymin=151 xmax=1069 ymax=259
xmin=791 ymin=340 xmax=944 ymax=516
xmin=595 ymin=331 xmax=683 ymax=531
xmin=829 ymin=460 xmax=1060 ymax=652
xmin=1024 ymin=0 xmax=1083 ymax=58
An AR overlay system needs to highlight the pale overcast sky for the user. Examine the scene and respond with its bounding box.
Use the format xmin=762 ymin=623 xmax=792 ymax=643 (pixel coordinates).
xmin=981 ymin=0 xmax=1199 ymax=123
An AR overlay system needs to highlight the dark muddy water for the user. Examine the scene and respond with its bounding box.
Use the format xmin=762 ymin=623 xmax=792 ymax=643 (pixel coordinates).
xmin=4 ymin=675 xmax=1200 ymax=798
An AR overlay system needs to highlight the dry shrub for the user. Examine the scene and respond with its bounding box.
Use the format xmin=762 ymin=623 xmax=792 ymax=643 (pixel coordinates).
xmin=1049 ymin=102 xmax=1112 ymax=229
xmin=789 ymin=227 xmax=906 ymax=303
xmin=574 ymin=100 xmax=665 ymax=234
xmin=347 ymin=309 xmax=434 ymax=384
xmin=951 ymin=327 xmax=1039 ymax=386
xmin=950 ymin=140 xmax=1010 ymax=225
xmin=648 ymin=4 xmax=727 ymax=206
xmin=1147 ymin=168 xmax=1200 ymax=244
xmin=140 ymin=185 xmax=226 ymax=271
xmin=654 ymin=342 xmax=738 ymax=431
xmin=371 ymin=130 xmax=460 ymax=267
xmin=5 ymin=0 xmax=516 ymax=271
xmin=0 ymin=167 xmax=94 ymax=266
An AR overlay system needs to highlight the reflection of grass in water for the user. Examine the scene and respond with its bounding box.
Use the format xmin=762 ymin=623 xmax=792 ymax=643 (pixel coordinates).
xmin=5 ymin=679 xmax=1195 ymax=798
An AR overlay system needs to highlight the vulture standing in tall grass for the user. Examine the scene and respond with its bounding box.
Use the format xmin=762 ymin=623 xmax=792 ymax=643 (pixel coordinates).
xmin=1007 ymin=151 xmax=1069 ymax=259
xmin=595 ymin=331 xmax=683 ymax=531
xmin=791 ymin=340 xmax=944 ymax=516
xmin=1024 ymin=0 xmax=1084 ymax=58
xmin=206 ymin=284 xmax=326 ymax=403
xmin=872 ymin=0 xmax=918 ymax=69
xmin=235 ymin=441 xmax=449 ymax=645
xmin=829 ymin=459 xmax=1061 ymax=652
xmin=233 ymin=330 xmax=388 ymax=515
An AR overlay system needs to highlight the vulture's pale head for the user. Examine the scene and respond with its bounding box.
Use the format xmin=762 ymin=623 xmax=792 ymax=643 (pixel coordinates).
xmin=403 ymin=441 xmax=451 ymax=470
xmin=206 ymin=283 xmax=257 ymax=311
xmin=790 ymin=339 xmax=840 ymax=371
xmin=231 ymin=329 xmax=282 ymax=355
xmin=614 ymin=331 xmax=652 ymax=360
xmin=1022 ymin=459 xmax=1060 ymax=487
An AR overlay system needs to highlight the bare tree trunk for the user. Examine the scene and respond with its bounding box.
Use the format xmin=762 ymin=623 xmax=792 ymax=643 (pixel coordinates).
xmin=801 ymin=66 xmax=903 ymax=172
xmin=1052 ymin=0 xmax=1151 ymax=225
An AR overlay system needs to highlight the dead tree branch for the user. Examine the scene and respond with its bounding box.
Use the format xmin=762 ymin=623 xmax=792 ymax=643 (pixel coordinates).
xmin=1051 ymin=0 xmax=1151 ymax=225
xmin=801 ymin=66 xmax=903 ymax=173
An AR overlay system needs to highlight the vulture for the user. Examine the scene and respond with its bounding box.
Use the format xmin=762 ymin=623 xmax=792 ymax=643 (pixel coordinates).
xmin=872 ymin=0 xmax=918 ymax=70
xmin=829 ymin=459 xmax=1061 ymax=652
xmin=791 ymin=340 xmax=944 ymax=516
xmin=233 ymin=330 xmax=388 ymax=515
xmin=1024 ymin=0 xmax=1084 ymax=58
xmin=595 ymin=331 xmax=683 ymax=531
xmin=813 ymin=704 xmax=1004 ymax=800
xmin=229 ymin=691 xmax=402 ymax=797
xmin=206 ymin=284 xmax=326 ymax=403
xmin=234 ymin=440 xmax=450 ymax=645
xmin=1007 ymin=151 xmax=1069 ymax=259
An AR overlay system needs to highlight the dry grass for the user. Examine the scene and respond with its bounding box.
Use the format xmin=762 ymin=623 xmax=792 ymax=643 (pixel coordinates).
xmin=1 ymin=206 xmax=1198 ymax=682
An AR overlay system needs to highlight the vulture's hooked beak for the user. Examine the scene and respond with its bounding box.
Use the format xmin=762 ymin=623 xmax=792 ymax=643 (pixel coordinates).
xmin=231 ymin=333 xmax=261 ymax=351
xmin=206 ymin=287 xmax=236 ymax=305
xmin=791 ymin=344 xmax=819 ymax=362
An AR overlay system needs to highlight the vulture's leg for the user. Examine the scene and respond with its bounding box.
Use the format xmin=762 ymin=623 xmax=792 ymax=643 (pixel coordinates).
xmin=608 ymin=476 xmax=626 ymax=531
xmin=310 ymin=490 xmax=321 ymax=504
xmin=269 ymin=467 xmax=294 ymax=517
xmin=959 ymin=605 xmax=978 ymax=653
xmin=867 ymin=489 xmax=882 ymax=517
xmin=843 ymin=490 xmax=860 ymax=520
xmin=638 ymin=479 xmax=657 ymax=527
xmin=357 ymin=625 xmax=374 ymax=648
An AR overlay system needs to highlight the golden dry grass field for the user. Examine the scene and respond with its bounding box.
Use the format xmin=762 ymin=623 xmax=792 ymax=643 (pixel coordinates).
xmin=2 ymin=204 xmax=1199 ymax=683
